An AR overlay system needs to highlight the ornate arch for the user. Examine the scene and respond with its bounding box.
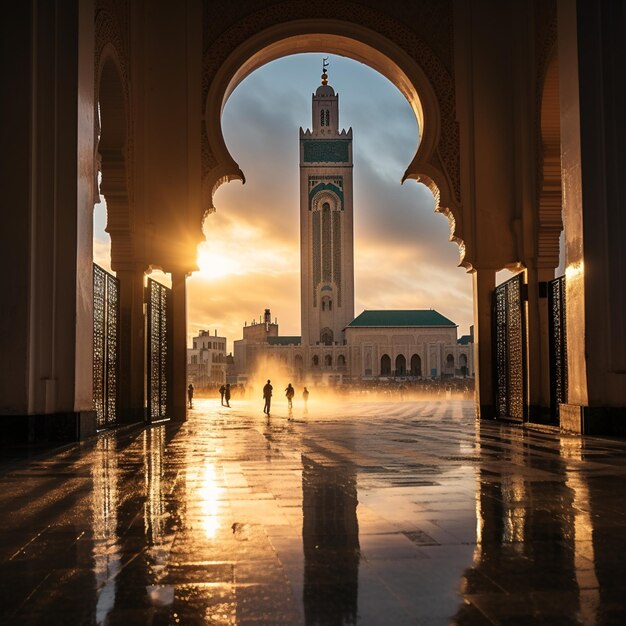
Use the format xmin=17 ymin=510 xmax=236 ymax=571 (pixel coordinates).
xmin=95 ymin=1 xmax=134 ymax=271
xmin=201 ymin=1 xmax=466 ymax=262
xmin=538 ymin=48 xmax=562 ymax=270
xmin=534 ymin=0 xmax=561 ymax=270
xmin=311 ymin=190 xmax=341 ymax=212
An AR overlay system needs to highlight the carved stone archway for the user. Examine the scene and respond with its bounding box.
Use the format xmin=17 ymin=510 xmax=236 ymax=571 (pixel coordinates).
xmin=201 ymin=1 xmax=468 ymax=265
xmin=538 ymin=49 xmax=562 ymax=270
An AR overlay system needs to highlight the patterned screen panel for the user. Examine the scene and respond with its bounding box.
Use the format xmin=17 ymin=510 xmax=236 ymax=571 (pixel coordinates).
xmin=333 ymin=210 xmax=342 ymax=306
xmin=322 ymin=204 xmax=332 ymax=282
xmin=312 ymin=210 xmax=321 ymax=305
xmin=493 ymin=273 xmax=526 ymax=420
xmin=548 ymin=276 xmax=567 ymax=421
xmin=303 ymin=140 xmax=349 ymax=163
xmin=93 ymin=264 xmax=119 ymax=428
xmin=147 ymin=278 xmax=170 ymax=421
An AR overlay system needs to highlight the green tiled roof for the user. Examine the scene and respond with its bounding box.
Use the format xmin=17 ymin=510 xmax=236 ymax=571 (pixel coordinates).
xmin=347 ymin=310 xmax=456 ymax=328
xmin=458 ymin=334 xmax=473 ymax=345
xmin=267 ymin=336 xmax=301 ymax=346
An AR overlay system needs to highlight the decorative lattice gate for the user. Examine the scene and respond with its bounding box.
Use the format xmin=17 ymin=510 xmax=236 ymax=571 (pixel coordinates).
xmin=93 ymin=264 xmax=119 ymax=428
xmin=548 ymin=276 xmax=567 ymax=421
xmin=146 ymin=278 xmax=171 ymax=421
xmin=493 ymin=273 xmax=527 ymax=420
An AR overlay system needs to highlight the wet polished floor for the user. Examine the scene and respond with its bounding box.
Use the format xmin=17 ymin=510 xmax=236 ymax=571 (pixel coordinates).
xmin=2 ymin=398 xmax=626 ymax=625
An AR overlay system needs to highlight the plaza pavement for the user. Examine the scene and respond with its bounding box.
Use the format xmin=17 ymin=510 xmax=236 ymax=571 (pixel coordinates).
xmin=1 ymin=396 xmax=626 ymax=624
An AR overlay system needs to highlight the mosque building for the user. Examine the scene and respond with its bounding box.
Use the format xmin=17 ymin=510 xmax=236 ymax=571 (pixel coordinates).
xmin=233 ymin=65 xmax=473 ymax=384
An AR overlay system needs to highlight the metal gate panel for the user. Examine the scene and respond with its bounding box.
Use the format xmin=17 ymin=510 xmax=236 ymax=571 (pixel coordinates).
xmin=93 ymin=264 xmax=120 ymax=428
xmin=493 ymin=273 xmax=527 ymax=420
xmin=147 ymin=278 xmax=170 ymax=421
xmin=548 ymin=276 xmax=567 ymax=420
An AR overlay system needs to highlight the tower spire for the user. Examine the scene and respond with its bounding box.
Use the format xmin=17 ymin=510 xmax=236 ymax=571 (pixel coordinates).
xmin=321 ymin=57 xmax=329 ymax=85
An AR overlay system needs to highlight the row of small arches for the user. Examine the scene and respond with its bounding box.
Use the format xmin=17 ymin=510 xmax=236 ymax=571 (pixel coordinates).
xmin=380 ymin=353 xmax=468 ymax=376
xmin=291 ymin=352 xmax=468 ymax=373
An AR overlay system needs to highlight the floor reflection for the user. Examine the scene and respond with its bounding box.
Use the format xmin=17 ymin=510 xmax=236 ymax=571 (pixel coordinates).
xmin=91 ymin=435 xmax=121 ymax=625
xmin=302 ymin=455 xmax=359 ymax=626
xmin=454 ymin=422 xmax=626 ymax=624
xmin=3 ymin=400 xmax=626 ymax=624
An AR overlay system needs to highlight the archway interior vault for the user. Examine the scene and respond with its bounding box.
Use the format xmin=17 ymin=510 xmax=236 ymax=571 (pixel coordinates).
xmin=204 ymin=23 xmax=456 ymax=223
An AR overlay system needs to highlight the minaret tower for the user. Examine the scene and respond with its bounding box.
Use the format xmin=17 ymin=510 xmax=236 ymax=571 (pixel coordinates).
xmin=299 ymin=59 xmax=354 ymax=347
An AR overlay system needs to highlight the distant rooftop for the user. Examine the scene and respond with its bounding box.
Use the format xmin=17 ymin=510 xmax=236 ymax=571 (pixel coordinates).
xmin=347 ymin=310 xmax=456 ymax=328
xmin=267 ymin=336 xmax=301 ymax=346
xmin=458 ymin=334 xmax=473 ymax=345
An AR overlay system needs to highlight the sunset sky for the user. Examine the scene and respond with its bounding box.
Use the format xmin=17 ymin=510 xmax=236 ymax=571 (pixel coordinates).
xmin=94 ymin=54 xmax=474 ymax=351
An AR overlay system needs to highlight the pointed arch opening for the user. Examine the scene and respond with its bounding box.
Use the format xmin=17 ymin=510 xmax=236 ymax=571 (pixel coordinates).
xmin=410 ymin=354 xmax=421 ymax=377
xmin=202 ymin=21 xmax=466 ymax=264
xmin=380 ymin=354 xmax=391 ymax=377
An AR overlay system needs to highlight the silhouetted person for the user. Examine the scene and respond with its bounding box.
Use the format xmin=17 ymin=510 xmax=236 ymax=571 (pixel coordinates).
xmin=224 ymin=383 xmax=231 ymax=407
xmin=303 ymin=387 xmax=309 ymax=412
xmin=285 ymin=383 xmax=295 ymax=409
xmin=398 ymin=384 xmax=406 ymax=401
xmin=219 ymin=384 xmax=226 ymax=405
xmin=187 ymin=384 xmax=194 ymax=409
xmin=263 ymin=379 xmax=273 ymax=414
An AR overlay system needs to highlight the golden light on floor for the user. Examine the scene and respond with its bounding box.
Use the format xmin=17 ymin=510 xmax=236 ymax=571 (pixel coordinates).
xmin=199 ymin=462 xmax=223 ymax=539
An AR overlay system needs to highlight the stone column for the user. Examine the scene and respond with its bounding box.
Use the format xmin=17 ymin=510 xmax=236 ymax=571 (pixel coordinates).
xmin=170 ymin=271 xmax=188 ymax=421
xmin=473 ymin=269 xmax=496 ymax=419
xmin=117 ymin=266 xmax=147 ymax=423
xmin=558 ymin=0 xmax=626 ymax=434
xmin=0 ymin=0 xmax=96 ymax=442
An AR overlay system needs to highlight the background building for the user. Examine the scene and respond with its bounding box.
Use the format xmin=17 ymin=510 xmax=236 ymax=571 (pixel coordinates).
xmin=234 ymin=73 xmax=474 ymax=384
xmin=187 ymin=330 xmax=227 ymax=388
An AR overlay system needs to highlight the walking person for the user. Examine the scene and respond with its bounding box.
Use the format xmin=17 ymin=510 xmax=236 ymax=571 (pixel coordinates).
xmin=187 ymin=384 xmax=194 ymax=409
xmin=263 ymin=379 xmax=273 ymax=415
xmin=219 ymin=384 xmax=226 ymax=406
xmin=285 ymin=383 xmax=295 ymax=410
xmin=224 ymin=383 xmax=231 ymax=407
xmin=302 ymin=386 xmax=309 ymax=413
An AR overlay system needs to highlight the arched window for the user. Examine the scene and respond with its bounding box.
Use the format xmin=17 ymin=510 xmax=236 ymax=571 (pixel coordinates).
xmin=338 ymin=354 xmax=346 ymax=368
xmin=446 ymin=354 xmax=455 ymax=375
xmin=312 ymin=355 xmax=319 ymax=367
xmin=321 ymin=295 xmax=332 ymax=312
xmin=320 ymin=109 xmax=325 ymax=126
xmin=459 ymin=353 xmax=468 ymax=377
xmin=410 ymin=354 xmax=421 ymax=377
xmin=325 ymin=109 xmax=330 ymax=126
xmin=395 ymin=354 xmax=406 ymax=376
xmin=380 ymin=354 xmax=391 ymax=376
xmin=324 ymin=354 xmax=332 ymax=367
xmin=320 ymin=327 xmax=333 ymax=345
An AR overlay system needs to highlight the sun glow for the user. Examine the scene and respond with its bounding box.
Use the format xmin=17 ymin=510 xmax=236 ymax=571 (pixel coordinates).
xmin=196 ymin=240 xmax=245 ymax=280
